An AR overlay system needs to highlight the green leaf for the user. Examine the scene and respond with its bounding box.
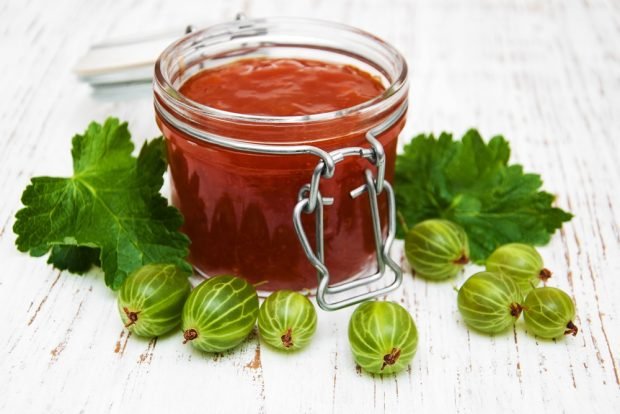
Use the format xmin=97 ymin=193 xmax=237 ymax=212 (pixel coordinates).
xmin=48 ymin=245 xmax=100 ymax=274
xmin=14 ymin=118 xmax=191 ymax=289
xmin=395 ymin=130 xmax=573 ymax=263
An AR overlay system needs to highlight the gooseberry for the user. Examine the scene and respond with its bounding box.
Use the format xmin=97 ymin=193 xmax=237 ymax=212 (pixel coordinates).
xmin=523 ymin=287 xmax=578 ymax=339
xmin=348 ymin=301 xmax=418 ymax=375
xmin=457 ymin=271 xmax=523 ymax=334
xmin=257 ymin=290 xmax=317 ymax=351
xmin=486 ymin=243 xmax=551 ymax=293
xmin=405 ymin=219 xmax=469 ymax=280
xmin=182 ymin=275 xmax=259 ymax=352
xmin=117 ymin=263 xmax=191 ymax=338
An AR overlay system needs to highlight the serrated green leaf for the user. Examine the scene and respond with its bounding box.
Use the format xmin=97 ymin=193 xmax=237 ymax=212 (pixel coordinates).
xmin=395 ymin=130 xmax=573 ymax=263
xmin=13 ymin=117 xmax=191 ymax=289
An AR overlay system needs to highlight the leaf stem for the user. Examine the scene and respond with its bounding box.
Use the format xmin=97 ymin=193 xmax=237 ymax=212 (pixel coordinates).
xmin=397 ymin=210 xmax=410 ymax=234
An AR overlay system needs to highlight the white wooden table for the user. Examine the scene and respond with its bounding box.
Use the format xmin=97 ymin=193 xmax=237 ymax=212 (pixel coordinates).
xmin=1 ymin=0 xmax=619 ymax=412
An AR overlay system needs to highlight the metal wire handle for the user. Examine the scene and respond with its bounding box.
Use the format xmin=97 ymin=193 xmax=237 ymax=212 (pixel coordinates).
xmin=293 ymin=171 xmax=402 ymax=310
xmin=292 ymin=103 xmax=405 ymax=310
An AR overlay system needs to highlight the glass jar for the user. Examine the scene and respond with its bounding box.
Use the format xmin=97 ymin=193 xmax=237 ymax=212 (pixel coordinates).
xmin=153 ymin=17 xmax=408 ymax=309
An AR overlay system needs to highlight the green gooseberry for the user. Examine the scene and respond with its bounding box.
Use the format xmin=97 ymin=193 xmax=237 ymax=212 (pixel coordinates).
xmin=348 ymin=301 xmax=418 ymax=375
xmin=182 ymin=275 xmax=259 ymax=352
xmin=457 ymin=271 xmax=523 ymax=334
xmin=523 ymin=287 xmax=578 ymax=339
xmin=117 ymin=263 xmax=191 ymax=338
xmin=257 ymin=290 xmax=317 ymax=351
xmin=405 ymin=219 xmax=469 ymax=280
xmin=486 ymin=243 xmax=551 ymax=293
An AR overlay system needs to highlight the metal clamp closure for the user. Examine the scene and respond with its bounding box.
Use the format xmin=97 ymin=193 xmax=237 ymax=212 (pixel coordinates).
xmin=293 ymin=150 xmax=402 ymax=311
xmin=291 ymin=101 xmax=406 ymax=310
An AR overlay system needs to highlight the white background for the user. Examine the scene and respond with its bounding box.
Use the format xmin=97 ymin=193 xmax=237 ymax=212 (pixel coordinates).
xmin=1 ymin=0 xmax=619 ymax=412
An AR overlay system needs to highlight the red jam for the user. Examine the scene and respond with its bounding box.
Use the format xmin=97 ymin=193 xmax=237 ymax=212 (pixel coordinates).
xmin=179 ymin=58 xmax=385 ymax=117
xmin=159 ymin=57 xmax=405 ymax=290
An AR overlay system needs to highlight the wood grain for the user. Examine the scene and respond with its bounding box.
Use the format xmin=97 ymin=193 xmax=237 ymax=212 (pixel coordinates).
xmin=1 ymin=0 xmax=619 ymax=412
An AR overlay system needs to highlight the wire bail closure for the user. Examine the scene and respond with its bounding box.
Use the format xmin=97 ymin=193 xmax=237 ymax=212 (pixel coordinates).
xmin=293 ymin=167 xmax=402 ymax=311
xmin=292 ymin=104 xmax=405 ymax=310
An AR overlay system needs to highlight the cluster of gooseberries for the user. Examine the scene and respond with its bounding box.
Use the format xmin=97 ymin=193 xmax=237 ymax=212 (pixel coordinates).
xmin=116 ymin=217 xmax=575 ymax=378
xmin=405 ymin=219 xmax=578 ymax=340
xmin=118 ymin=267 xmax=317 ymax=352
xmin=117 ymin=265 xmax=418 ymax=374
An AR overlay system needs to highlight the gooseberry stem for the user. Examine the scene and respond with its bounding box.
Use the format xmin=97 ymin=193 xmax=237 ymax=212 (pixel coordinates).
xmin=509 ymin=303 xmax=523 ymax=319
xmin=281 ymin=328 xmax=294 ymax=348
xmin=539 ymin=268 xmax=552 ymax=284
xmin=453 ymin=253 xmax=469 ymax=265
xmin=123 ymin=307 xmax=139 ymax=328
xmin=565 ymin=321 xmax=579 ymax=336
xmin=183 ymin=329 xmax=198 ymax=344
xmin=381 ymin=347 xmax=401 ymax=371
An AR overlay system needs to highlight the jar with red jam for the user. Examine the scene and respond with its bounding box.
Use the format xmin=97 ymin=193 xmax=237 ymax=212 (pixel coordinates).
xmin=153 ymin=17 xmax=408 ymax=309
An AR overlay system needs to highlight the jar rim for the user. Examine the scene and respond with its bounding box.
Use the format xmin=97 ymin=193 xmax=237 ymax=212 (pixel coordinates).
xmin=154 ymin=17 xmax=408 ymax=125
